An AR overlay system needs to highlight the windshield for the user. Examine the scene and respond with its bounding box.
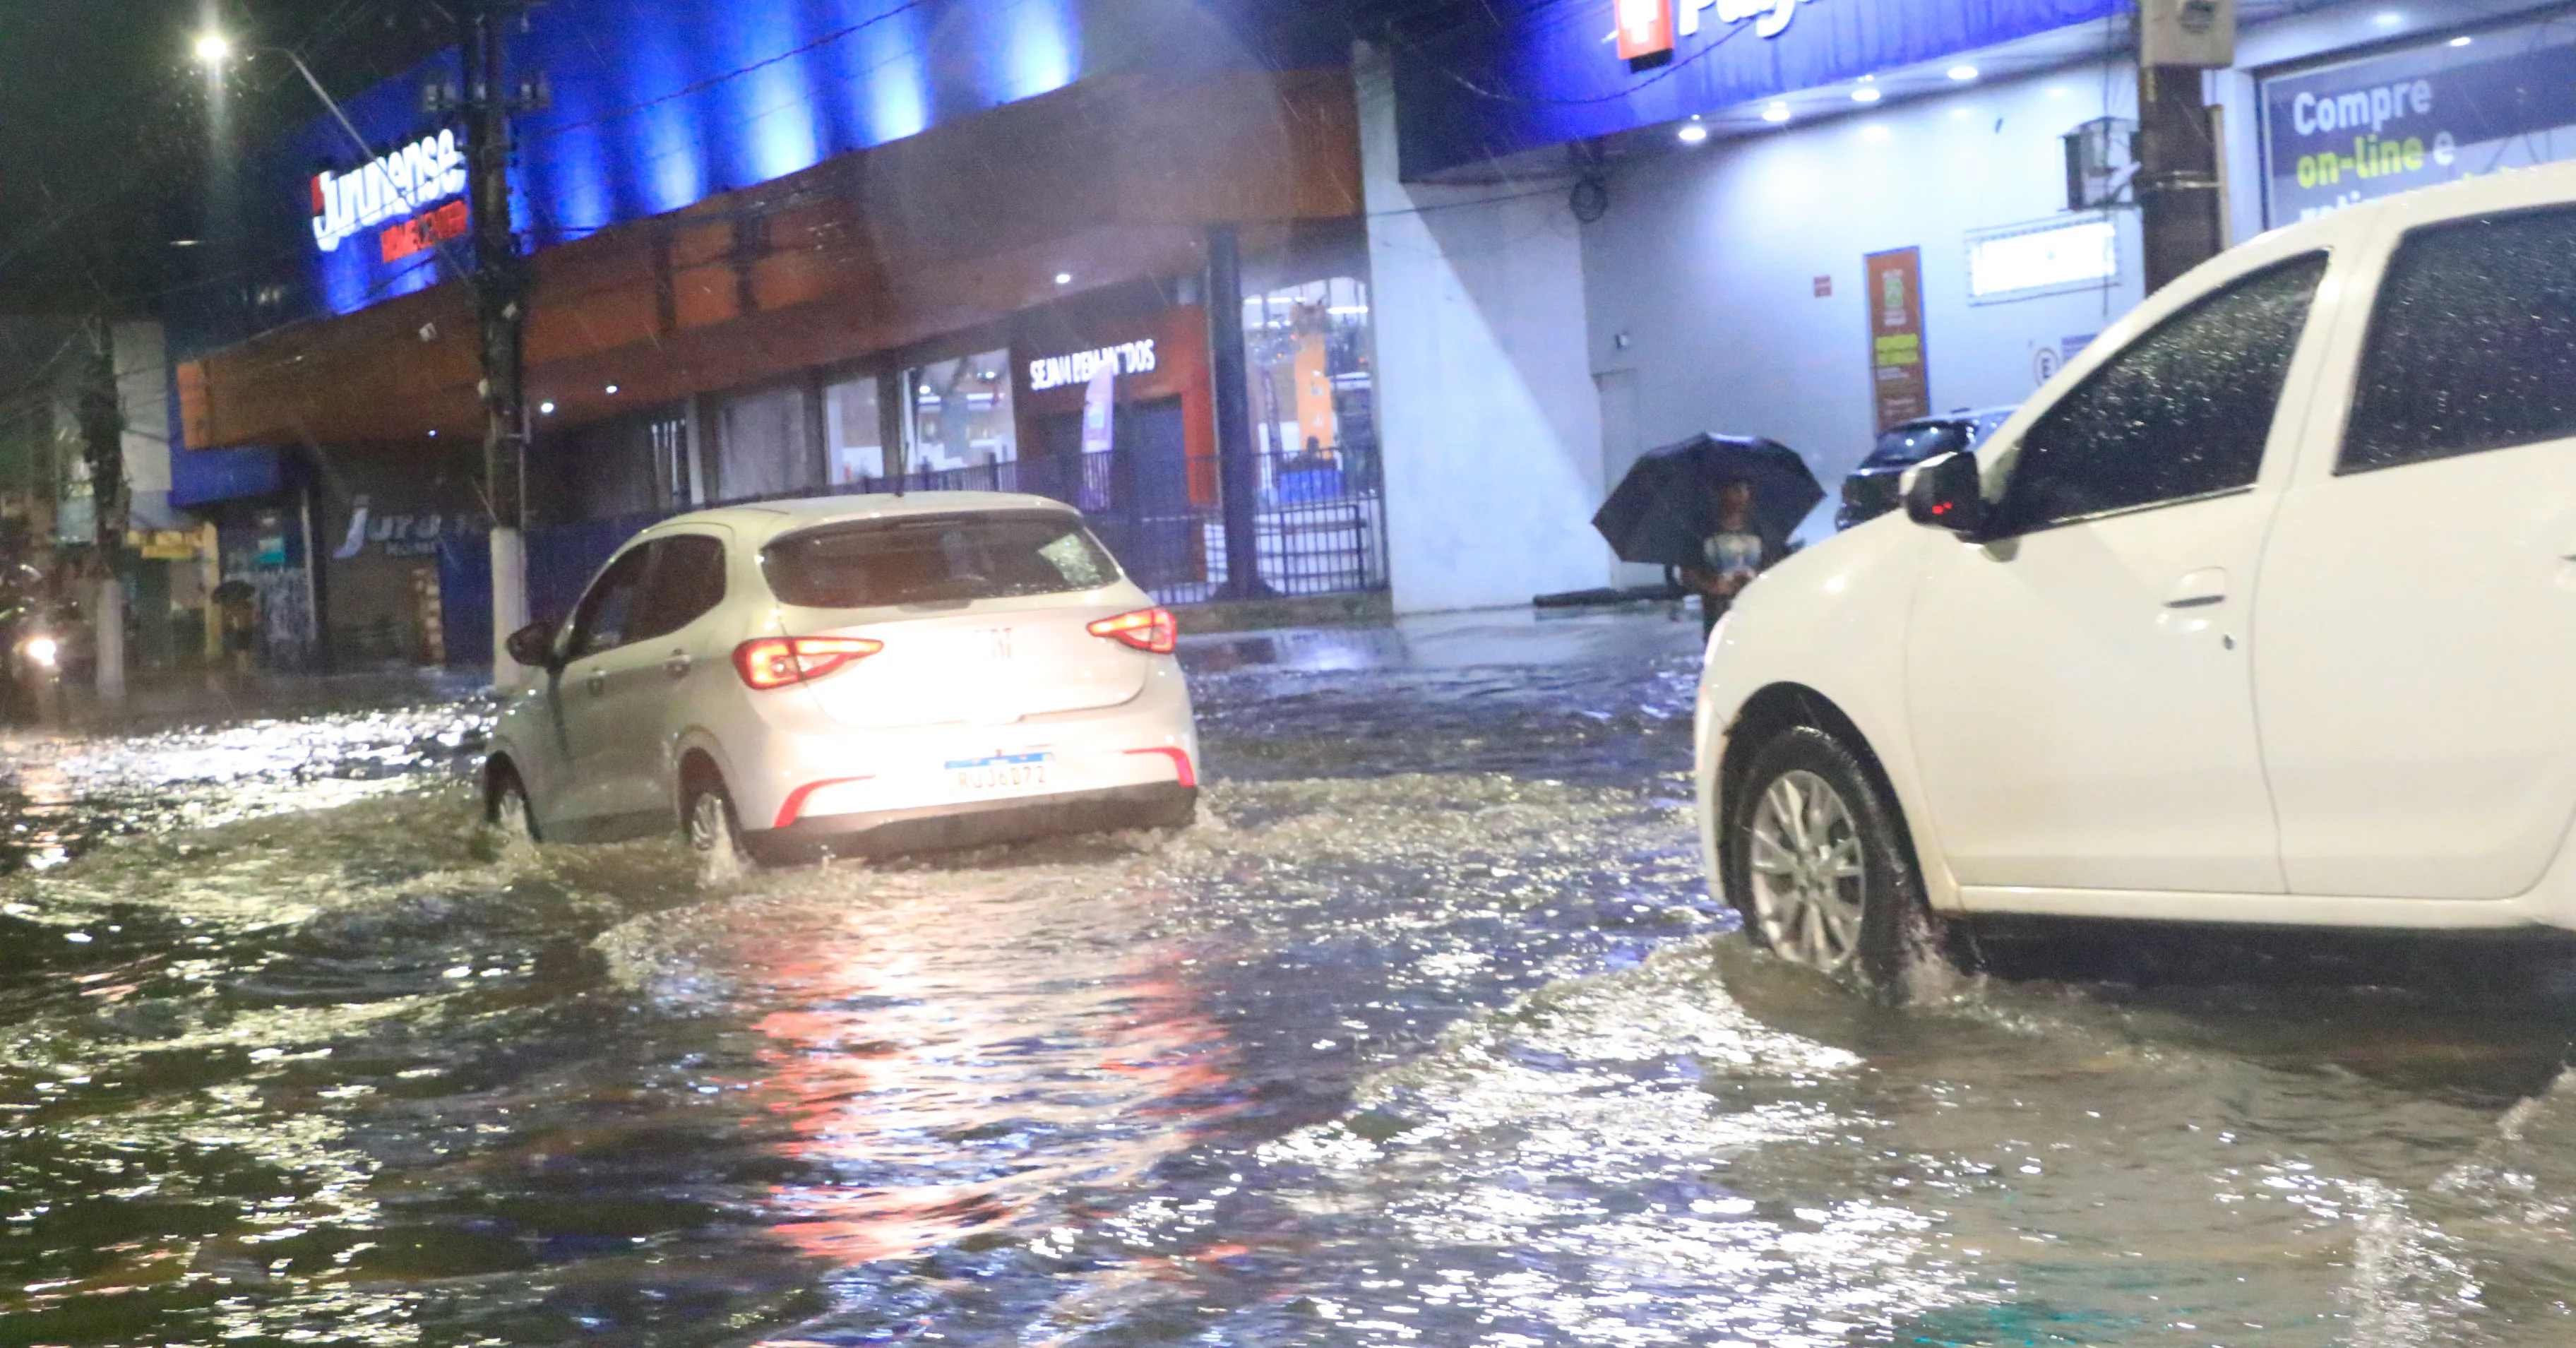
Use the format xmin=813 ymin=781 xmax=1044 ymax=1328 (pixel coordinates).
xmin=1861 ymin=421 xmax=1972 ymax=469
xmin=762 ymin=511 xmax=1122 ymax=609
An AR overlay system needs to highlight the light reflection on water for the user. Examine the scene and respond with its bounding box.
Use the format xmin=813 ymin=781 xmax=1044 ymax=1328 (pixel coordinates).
xmin=2 ymin=618 xmax=2576 ymax=1345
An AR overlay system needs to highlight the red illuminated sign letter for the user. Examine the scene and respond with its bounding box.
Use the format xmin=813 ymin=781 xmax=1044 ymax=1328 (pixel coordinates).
xmin=1615 ymin=0 xmax=1674 ymax=64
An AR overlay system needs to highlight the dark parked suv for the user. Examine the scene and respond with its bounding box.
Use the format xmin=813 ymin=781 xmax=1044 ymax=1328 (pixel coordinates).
xmin=1835 ymin=406 xmax=2017 ymax=530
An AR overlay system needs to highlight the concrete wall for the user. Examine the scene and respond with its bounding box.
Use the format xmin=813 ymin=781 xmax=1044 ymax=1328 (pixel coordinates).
xmin=1580 ymin=64 xmax=2149 ymax=557
xmin=1357 ymin=44 xmax=1613 ymax=614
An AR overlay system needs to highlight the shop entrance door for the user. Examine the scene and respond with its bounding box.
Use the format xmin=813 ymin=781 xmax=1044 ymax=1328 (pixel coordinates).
xmin=1107 ymin=398 xmax=1193 ymax=592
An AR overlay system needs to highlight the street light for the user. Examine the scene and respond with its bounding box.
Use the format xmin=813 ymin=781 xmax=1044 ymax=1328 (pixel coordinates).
xmin=195 ymin=32 xmax=234 ymax=64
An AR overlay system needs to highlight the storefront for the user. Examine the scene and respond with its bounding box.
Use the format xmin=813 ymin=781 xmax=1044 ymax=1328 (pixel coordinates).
xmin=516 ymin=215 xmax=1384 ymax=616
xmin=1366 ymin=0 xmax=2576 ymax=610
xmin=173 ymin=0 xmax=1372 ymax=667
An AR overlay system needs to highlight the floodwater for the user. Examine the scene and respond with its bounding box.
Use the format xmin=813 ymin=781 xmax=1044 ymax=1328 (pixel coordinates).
xmin=3 ymin=607 xmax=2575 ymax=1347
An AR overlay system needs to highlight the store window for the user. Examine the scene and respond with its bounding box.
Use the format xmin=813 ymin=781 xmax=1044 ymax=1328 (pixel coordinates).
xmin=823 ymin=375 xmax=886 ymax=484
xmin=905 ymin=350 xmax=1015 ymax=478
xmin=1243 ymin=277 xmax=1376 ymax=498
xmin=712 ymin=383 xmax=813 ymax=502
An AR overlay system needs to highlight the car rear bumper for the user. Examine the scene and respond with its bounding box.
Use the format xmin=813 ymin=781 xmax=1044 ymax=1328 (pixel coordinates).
xmin=752 ymin=781 xmax=1197 ymax=860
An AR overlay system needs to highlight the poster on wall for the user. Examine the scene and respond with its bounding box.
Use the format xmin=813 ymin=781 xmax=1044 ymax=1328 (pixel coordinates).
xmin=1865 ymin=247 xmax=1930 ymax=434
xmin=2262 ymin=19 xmax=2576 ymax=226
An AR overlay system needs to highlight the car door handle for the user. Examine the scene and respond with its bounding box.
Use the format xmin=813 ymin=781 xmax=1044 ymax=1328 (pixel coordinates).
xmin=586 ymin=667 xmax=607 ymax=697
xmin=662 ymin=651 xmax=691 ymax=679
xmin=2165 ymin=568 xmax=2229 ymax=609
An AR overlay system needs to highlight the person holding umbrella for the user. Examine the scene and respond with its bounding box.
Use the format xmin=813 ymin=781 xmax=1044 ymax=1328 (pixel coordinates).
xmin=1681 ymin=477 xmax=1782 ymax=639
xmin=1590 ymin=434 xmax=1819 ymax=642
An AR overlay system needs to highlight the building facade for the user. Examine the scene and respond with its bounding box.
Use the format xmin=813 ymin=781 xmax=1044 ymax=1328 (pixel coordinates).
xmin=1367 ymin=0 xmax=2576 ymax=609
xmin=174 ymin=0 xmax=1376 ymax=669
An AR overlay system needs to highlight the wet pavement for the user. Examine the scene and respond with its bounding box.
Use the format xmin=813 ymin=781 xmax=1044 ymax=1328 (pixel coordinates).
xmin=3 ymin=604 xmax=2575 ymax=1347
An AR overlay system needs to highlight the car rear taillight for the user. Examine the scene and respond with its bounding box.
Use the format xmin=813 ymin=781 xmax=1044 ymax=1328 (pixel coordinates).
xmin=1087 ymin=607 xmax=1176 ymax=655
xmin=733 ymin=636 xmax=883 ymax=689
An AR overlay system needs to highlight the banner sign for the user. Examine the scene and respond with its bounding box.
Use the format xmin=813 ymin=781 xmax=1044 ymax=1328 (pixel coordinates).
xmin=310 ymin=131 xmax=469 ymax=256
xmin=1393 ymin=0 xmax=2116 ymax=180
xmin=1866 ymin=246 xmax=1930 ymax=433
xmin=2263 ymin=28 xmax=2576 ymax=226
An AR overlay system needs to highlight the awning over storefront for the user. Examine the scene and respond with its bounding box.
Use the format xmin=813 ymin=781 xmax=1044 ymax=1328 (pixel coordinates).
xmin=1390 ymin=0 xmax=2117 ymax=181
xmin=181 ymin=67 xmax=1359 ymax=451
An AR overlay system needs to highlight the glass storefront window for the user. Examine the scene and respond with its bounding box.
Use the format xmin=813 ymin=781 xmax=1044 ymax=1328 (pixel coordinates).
xmin=712 ymin=383 xmax=812 ymax=502
xmin=905 ymin=349 xmax=1016 ymax=475
xmin=823 ymin=375 xmax=886 ymax=484
xmin=1243 ymin=277 xmax=1375 ymax=501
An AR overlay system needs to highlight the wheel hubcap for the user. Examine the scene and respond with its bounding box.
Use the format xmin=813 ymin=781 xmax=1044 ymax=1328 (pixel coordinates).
xmin=689 ymin=793 xmax=731 ymax=853
xmin=494 ymin=786 xmax=532 ymax=840
xmin=1744 ymin=769 xmax=1868 ymax=972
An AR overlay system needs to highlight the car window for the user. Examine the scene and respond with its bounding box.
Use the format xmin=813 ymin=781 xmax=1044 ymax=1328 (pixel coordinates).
xmin=1862 ymin=422 xmax=1969 ymax=469
xmin=764 ymin=511 xmax=1121 ymax=609
xmin=629 ymin=534 xmax=727 ymax=643
xmin=1991 ymin=253 xmax=2329 ymax=535
xmin=2344 ymin=206 xmax=2576 ymax=474
xmin=565 ymin=547 xmax=651 ymax=660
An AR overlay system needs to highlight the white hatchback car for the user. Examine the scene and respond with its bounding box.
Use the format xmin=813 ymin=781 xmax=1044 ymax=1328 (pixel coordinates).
xmin=483 ymin=492 xmax=1199 ymax=861
xmin=1698 ymin=162 xmax=2576 ymax=989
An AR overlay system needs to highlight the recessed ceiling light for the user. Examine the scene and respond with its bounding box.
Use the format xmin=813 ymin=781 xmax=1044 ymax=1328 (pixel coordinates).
xmin=1761 ymin=102 xmax=1792 ymax=124
xmin=427 ymin=429 xmax=439 ymax=438
xmin=1852 ymin=85 xmax=1882 ymax=103
xmin=1677 ymin=119 xmax=1709 ymax=144
xmin=2373 ymin=11 xmax=2402 ymax=26
xmin=605 ymin=384 xmax=619 ymax=395
xmin=1054 ymin=272 xmax=1073 ymax=285
xmin=2450 ymin=34 xmax=2473 ymax=46
xmin=1948 ymin=65 xmax=1979 ymax=82
xmin=539 ymin=401 xmax=557 ymax=415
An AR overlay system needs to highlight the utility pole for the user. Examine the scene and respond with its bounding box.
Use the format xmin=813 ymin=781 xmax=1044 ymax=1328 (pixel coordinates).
xmin=2136 ymin=0 xmax=2238 ymax=293
xmin=1205 ymin=226 xmax=1273 ymax=603
xmin=460 ymin=3 xmax=535 ymax=685
xmin=73 ymin=321 xmax=127 ymax=702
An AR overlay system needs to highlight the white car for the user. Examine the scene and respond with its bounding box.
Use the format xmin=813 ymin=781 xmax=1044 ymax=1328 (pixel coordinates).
xmin=482 ymin=492 xmax=1200 ymax=861
xmin=1697 ymin=162 xmax=2576 ymax=990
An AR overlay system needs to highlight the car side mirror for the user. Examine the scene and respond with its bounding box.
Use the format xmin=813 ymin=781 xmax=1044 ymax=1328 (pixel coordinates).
xmin=505 ymin=620 xmax=559 ymax=669
xmin=1902 ymin=450 xmax=1988 ymax=539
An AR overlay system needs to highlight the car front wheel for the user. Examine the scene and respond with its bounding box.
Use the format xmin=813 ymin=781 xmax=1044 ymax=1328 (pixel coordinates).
xmin=487 ymin=764 xmax=539 ymax=843
xmin=1727 ymin=724 xmax=1937 ymax=995
xmin=683 ymin=777 xmax=751 ymax=877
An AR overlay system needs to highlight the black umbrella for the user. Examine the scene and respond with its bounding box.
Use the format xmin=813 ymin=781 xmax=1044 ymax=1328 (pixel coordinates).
xmin=1592 ymin=434 xmax=1822 ymax=570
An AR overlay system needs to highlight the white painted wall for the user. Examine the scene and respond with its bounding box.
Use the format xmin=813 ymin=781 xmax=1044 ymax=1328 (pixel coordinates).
xmin=1581 ymin=66 xmax=2149 ymax=549
xmin=1356 ymin=43 xmax=1613 ymax=614
xmin=114 ymin=321 xmax=178 ymax=531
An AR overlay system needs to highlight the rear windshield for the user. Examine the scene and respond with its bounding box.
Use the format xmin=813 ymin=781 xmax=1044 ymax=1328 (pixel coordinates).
xmin=1861 ymin=420 xmax=1972 ymax=469
xmin=763 ymin=511 xmax=1121 ymax=609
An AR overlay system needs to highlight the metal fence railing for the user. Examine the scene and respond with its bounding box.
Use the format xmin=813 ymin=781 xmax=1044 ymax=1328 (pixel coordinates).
xmin=529 ymin=445 xmax=1387 ymax=620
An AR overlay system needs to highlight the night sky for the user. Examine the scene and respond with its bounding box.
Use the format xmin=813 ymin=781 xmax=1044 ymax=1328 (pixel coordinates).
xmin=0 ymin=0 xmax=447 ymax=314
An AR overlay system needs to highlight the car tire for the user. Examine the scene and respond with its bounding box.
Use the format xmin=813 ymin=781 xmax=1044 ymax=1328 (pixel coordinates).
xmin=683 ymin=777 xmax=751 ymax=874
xmin=1725 ymin=724 xmax=1938 ymax=996
xmin=487 ymin=763 xmax=540 ymax=843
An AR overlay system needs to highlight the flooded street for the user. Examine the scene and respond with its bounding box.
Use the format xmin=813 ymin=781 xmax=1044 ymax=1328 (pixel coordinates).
xmin=3 ymin=608 xmax=2575 ymax=1347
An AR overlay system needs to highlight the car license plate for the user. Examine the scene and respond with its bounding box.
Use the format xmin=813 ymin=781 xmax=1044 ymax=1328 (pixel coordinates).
xmin=946 ymin=751 xmax=1051 ymax=794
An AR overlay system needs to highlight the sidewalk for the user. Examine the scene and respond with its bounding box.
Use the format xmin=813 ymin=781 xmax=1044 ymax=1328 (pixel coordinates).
xmin=51 ymin=665 xmax=491 ymax=734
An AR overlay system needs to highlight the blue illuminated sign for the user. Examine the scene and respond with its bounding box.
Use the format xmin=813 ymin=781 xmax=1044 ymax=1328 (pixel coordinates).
xmin=2262 ymin=30 xmax=2576 ymax=226
xmin=1391 ymin=0 xmax=2115 ymax=179
xmin=249 ymin=0 xmax=1250 ymax=323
